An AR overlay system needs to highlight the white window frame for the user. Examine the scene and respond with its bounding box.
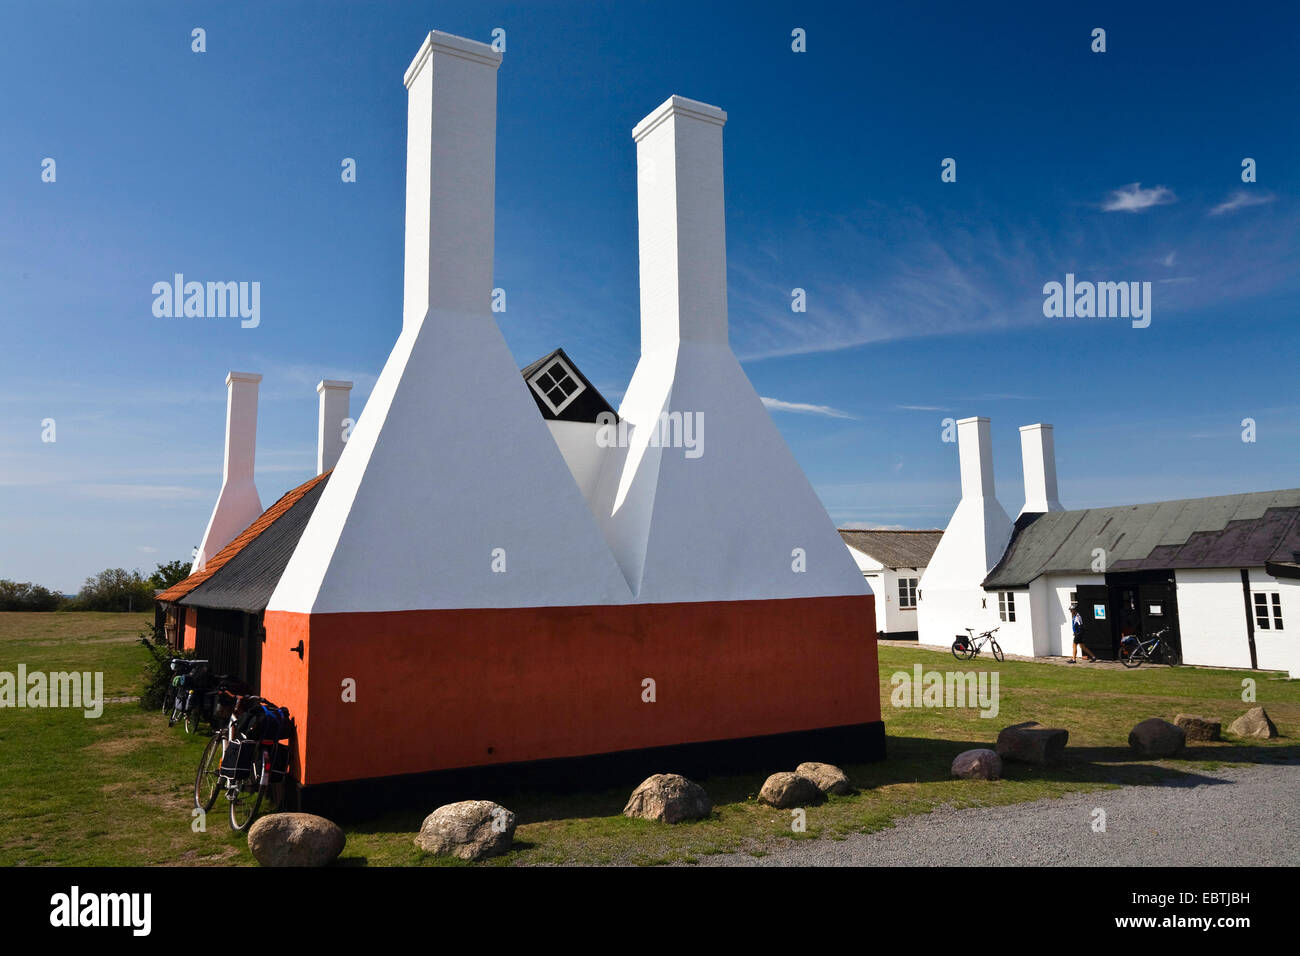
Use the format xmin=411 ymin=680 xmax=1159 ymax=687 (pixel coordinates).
xmin=527 ymin=355 xmax=586 ymax=416
xmin=897 ymin=576 xmax=918 ymax=609
xmin=999 ymin=591 xmax=1016 ymax=622
xmin=1253 ymin=591 xmax=1284 ymax=631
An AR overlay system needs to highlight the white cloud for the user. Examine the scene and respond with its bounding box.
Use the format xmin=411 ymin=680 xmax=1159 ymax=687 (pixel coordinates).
xmin=761 ymin=396 xmax=856 ymax=419
xmin=1101 ymin=183 xmax=1177 ymax=213
xmin=724 ymin=193 xmax=1299 ymax=361
xmin=1208 ymin=190 xmax=1275 ymax=217
xmin=1161 ymin=250 xmax=1177 ymax=267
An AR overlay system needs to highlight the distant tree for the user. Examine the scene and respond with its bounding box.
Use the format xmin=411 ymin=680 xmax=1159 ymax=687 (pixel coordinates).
xmin=68 ymin=568 xmax=156 ymax=612
xmin=0 ymin=579 xmax=63 ymax=611
xmin=148 ymin=558 xmax=192 ymax=591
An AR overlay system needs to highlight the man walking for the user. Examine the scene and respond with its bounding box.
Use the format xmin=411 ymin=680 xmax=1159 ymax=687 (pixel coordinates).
xmin=1070 ymin=602 xmax=1096 ymax=663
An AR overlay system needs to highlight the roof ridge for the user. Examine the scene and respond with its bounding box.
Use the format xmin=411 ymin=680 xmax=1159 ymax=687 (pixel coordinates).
xmin=837 ymin=528 xmax=944 ymax=533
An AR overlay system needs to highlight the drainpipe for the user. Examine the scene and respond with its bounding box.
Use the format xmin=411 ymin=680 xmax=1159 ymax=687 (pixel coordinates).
xmin=1239 ymin=569 xmax=1258 ymax=669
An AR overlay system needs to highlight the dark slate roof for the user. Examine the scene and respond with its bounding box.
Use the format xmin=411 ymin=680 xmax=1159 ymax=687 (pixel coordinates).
xmin=520 ymin=348 xmax=617 ymax=424
xmin=839 ymin=529 xmax=944 ymax=569
xmin=159 ymin=470 xmax=331 ymax=603
xmin=983 ymin=489 xmax=1300 ymax=589
xmin=1264 ymin=522 xmax=1300 ymax=580
xmin=178 ymin=474 xmax=330 ymax=613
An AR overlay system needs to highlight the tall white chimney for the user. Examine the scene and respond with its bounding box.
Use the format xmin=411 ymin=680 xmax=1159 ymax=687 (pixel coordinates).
xmin=316 ymin=380 xmax=352 ymax=475
xmin=918 ymin=417 xmax=1016 ymax=647
xmin=270 ymin=30 xmax=636 ymax=615
xmin=193 ymin=371 xmax=263 ymax=571
xmin=1018 ymin=423 xmax=1063 ymax=516
xmin=632 ymin=96 xmax=729 ymax=354
xmin=958 ymin=416 xmax=997 ymax=501
xmin=401 ymin=31 xmax=502 ymax=332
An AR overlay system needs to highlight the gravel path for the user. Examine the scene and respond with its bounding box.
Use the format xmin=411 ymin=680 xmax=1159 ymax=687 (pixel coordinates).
xmin=697 ymin=760 xmax=1300 ymax=866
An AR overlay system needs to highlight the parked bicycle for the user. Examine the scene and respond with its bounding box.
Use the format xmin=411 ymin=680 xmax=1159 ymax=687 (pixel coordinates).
xmin=164 ymin=659 xmax=210 ymax=733
xmin=1119 ymin=626 xmax=1181 ymax=668
xmin=952 ymin=626 xmax=1004 ymax=662
xmin=194 ymin=692 xmax=293 ymax=832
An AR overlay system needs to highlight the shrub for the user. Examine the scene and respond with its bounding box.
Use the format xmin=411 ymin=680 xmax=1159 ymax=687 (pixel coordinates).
xmin=138 ymin=622 xmax=188 ymax=711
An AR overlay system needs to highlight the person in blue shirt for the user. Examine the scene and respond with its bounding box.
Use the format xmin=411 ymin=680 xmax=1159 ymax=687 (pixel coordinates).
xmin=1070 ymin=602 xmax=1096 ymax=663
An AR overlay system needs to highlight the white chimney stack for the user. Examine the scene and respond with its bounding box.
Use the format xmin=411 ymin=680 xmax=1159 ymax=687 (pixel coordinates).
xmin=957 ymin=416 xmax=997 ymax=500
xmin=1019 ymin=423 xmax=1063 ymax=516
xmin=193 ymin=371 xmax=263 ymax=571
xmin=316 ymin=380 xmax=353 ymax=475
xmin=917 ymin=414 xmax=1014 ymax=633
xmin=632 ymin=95 xmax=729 ymax=354
xmin=401 ymin=31 xmax=502 ymax=332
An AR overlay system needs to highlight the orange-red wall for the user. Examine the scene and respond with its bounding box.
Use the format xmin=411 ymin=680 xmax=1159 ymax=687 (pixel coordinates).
xmin=263 ymin=594 xmax=877 ymax=786
xmin=183 ymin=608 xmax=197 ymax=651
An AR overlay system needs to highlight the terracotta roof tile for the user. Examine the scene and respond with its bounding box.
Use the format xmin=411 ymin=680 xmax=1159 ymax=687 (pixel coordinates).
xmin=156 ymin=470 xmax=332 ymax=603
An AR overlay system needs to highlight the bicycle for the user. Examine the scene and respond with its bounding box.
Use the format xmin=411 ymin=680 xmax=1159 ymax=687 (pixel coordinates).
xmin=1119 ymin=627 xmax=1181 ymax=668
xmin=165 ymin=659 xmax=210 ymax=733
xmin=194 ymin=693 xmax=292 ymax=832
xmin=952 ymin=626 xmax=1004 ymax=662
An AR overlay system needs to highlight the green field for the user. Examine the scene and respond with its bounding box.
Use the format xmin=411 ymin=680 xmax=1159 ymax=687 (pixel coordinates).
xmin=1 ymin=611 xmax=1295 ymax=866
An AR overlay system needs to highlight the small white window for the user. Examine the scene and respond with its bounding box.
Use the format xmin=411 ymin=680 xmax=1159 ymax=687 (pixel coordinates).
xmin=897 ymin=577 xmax=918 ymax=609
xmin=1254 ymin=592 xmax=1284 ymax=631
xmin=527 ymin=355 xmax=586 ymax=415
xmin=999 ymin=591 xmax=1016 ymax=622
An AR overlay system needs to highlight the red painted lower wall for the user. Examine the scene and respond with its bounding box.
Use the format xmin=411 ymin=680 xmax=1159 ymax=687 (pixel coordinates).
xmin=263 ymin=594 xmax=877 ymax=786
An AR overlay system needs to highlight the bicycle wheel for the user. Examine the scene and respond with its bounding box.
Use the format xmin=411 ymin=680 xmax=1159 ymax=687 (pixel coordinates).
xmin=952 ymin=640 xmax=974 ymax=661
xmin=1121 ymin=646 xmax=1144 ymax=668
xmin=229 ymin=744 xmax=267 ymax=832
xmin=183 ymin=693 xmax=201 ymax=734
xmin=1163 ymin=644 xmax=1182 ymax=666
xmin=194 ymin=734 xmax=225 ymax=812
xmin=990 ymin=640 xmax=1004 ymax=662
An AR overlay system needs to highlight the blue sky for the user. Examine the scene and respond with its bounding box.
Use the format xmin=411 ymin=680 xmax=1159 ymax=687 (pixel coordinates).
xmin=2 ymin=1 xmax=1298 ymax=592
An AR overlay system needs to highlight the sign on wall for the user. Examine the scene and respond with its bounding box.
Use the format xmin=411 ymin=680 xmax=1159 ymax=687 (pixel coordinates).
xmin=1094 ymin=604 xmax=1106 ymax=620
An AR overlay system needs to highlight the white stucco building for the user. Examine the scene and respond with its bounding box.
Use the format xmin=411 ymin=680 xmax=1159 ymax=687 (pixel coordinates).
xmin=840 ymin=529 xmax=942 ymax=639
xmin=919 ymin=417 xmax=1300 ymax=677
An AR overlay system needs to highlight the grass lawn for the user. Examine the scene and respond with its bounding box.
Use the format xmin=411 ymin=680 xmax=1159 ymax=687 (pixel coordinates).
xmin=1 ymin=611 xmax=1295 ymax=866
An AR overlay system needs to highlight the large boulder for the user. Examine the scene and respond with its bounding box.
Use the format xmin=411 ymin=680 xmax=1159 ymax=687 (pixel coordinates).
xmin=414 ymin=800 xmax=516 ymax=861
xmin=996 ymin=721 xmax=1069 ymax=765
xmin=758 ymin=772 xmax=825 ymax=809
xmin=1129 ymin=718 xmax=1186 ymax=757
xmin=1174 ymin=714 xmax=1222 ymax=742
xmin=247 ymin=813 xmax=345 ymax=867
xmin=623 ymin=774 xmax=712 ymax=823
xmin=1229 ymin=706 xmax=1278 ymax=740
xmin=951 ymin=748 xmax=1002 ymax=780
xmin=796 ymin=762 xmax=853 ymax=795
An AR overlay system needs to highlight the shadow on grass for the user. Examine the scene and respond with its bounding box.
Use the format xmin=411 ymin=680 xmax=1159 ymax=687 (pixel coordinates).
xmin=327 ymin=735 xmax=1299 ymax=842
xmin=857 ymin=735 xmax=1300 ymax=789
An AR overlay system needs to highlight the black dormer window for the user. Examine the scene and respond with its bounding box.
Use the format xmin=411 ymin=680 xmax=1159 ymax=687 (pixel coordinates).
xmin=528 ymin=355 xmax=586 ymax=415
